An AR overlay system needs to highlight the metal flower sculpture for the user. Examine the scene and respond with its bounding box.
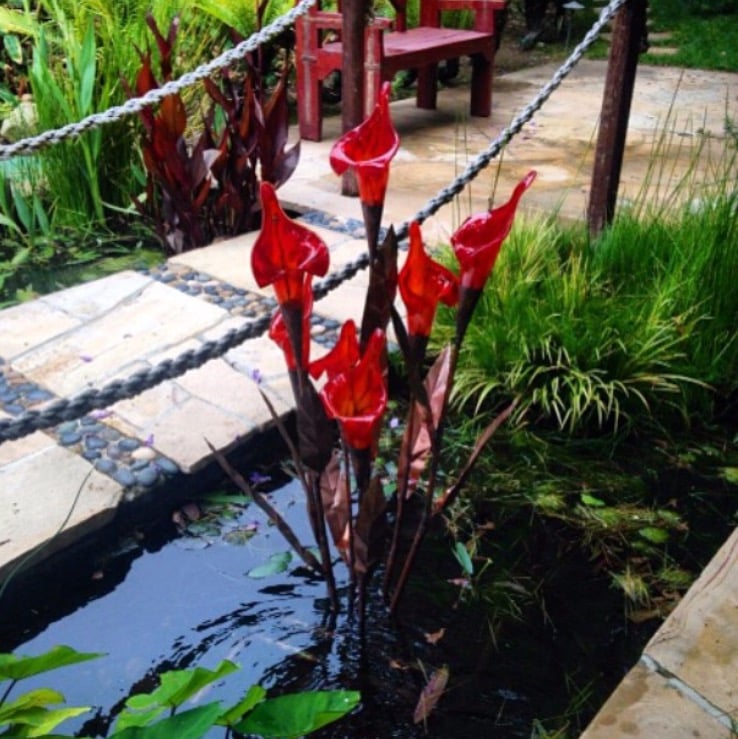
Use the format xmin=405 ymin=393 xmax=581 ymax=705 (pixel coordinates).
xmin=251 ymin=181 xmax=330 ymax=307
xmin=399 ymin=221 xmax=459 ymax=362
xmin=319 ymin=329 xmax=387 ymax=452
xmin=451 ymin=171 xmax=537 ymax=340
xmin=329 ymin=82 xmax=399 ymax=254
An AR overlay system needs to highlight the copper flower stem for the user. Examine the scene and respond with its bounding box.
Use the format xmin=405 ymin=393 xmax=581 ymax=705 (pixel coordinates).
xmin=340 ymin=438 xmax=357 ymax=608
xmin=389 ymin=344 xmax=460 ymax=615
xmin=308 ymin=470 xmax=340 ymax=613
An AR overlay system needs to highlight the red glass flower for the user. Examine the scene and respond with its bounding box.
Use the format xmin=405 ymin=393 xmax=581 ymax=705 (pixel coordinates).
xmin=309 ymin=320 xmax=360 ymax=381
xmin=319 ymin=329 xmax=387 ymax=450
xmin=451 ymin=171 xmax=537 ymax=290
xmin=399 ymin=222 xmax=459 ymax=337
xmin=251 ymin=182 xmax=330 ymax=305
xmin=329 ymin=82 xmax=400 ymax=207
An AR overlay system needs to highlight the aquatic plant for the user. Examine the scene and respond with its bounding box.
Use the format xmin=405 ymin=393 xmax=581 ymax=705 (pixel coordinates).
xmin=0 ymin=644 xmax=359 ymax=738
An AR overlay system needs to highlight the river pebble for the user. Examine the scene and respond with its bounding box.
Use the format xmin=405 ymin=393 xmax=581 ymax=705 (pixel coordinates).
xmin=113 ymin=468 xmax=136 ymax=487
xmin=132 ymin=446 xmax=156 ymax=461
xmin=135 ymin=465 xmax=160 ymax=487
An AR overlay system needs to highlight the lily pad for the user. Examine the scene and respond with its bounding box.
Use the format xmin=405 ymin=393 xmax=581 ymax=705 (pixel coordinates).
xmin=223 ymin=527 xmax=258 ymax=546
xmin=247 ymin=551 xmax=293 ymax=579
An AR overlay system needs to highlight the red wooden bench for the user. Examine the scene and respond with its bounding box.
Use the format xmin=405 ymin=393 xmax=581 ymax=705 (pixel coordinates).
xmin=295 ymin=0 xmax=507 ymax=141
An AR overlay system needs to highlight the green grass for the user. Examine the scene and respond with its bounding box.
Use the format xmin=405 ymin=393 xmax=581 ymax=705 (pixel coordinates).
xmin=433 ymin=127 xmax=738 ymax=440
xmin=643 ymin=13 xmax=738 ymax=71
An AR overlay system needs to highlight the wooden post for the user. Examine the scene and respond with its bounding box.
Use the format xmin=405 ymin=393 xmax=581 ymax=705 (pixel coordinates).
xmin=341 ymin=0 xmax=369 ymax=196
xmin=587 ymin=0 xmax=647 ymax=237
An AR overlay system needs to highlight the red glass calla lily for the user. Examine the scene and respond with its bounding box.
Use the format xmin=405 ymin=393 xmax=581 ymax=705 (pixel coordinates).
xmin=309 ymin=320 xmax=360 ymax=381
xmin=269 ymin=280 xmax=314 ymax=371
xmin=399 ymin=221 xmax=459 ymax=338
xmin=252 ymin=182 xmax=330 ymax=305
xmin=451 ymin=171 xmax=537 ymax=290
xmin=329 ymin=82 xmax=400 ymax=207
xmin=319 ymin=329 xmax=387 ymax=450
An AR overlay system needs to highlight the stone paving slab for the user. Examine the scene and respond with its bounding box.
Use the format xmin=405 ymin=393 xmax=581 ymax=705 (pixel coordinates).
xmin=0 ymin=444 xmax=123 ymax=581
xmin=582 ymin=526 xmax=738 ymax=737
xmin=581 ymin=660 xmax=735 ymax=738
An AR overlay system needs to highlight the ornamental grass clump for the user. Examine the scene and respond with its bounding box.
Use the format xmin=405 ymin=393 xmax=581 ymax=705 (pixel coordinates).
xmin=217 ymin=82 xmax=536 ymax=625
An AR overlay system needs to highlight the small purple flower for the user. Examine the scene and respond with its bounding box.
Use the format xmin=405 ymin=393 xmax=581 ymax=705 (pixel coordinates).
xmin=249 ymin=368 xmax=263 ymax=385
xmin=389 ymin=416 xmax=400 ymax=430
xmin=249 ymin=471 xmax=271 ymax=486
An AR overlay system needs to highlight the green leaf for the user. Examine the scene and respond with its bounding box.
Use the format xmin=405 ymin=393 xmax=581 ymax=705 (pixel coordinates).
xmin=452 ymin=542 xmax=474 ymax=577
xmin=0 ymin=705 xmax=91 ymax=736
xmin=247 ymin=551 xmax=292 ymax=579
xmin=0 ymin=7 xmax=39 ymax=37
xmin=110 ymin=703 xmax=222 ymax=739
xmin=580 ymin=493 xmax=606 ymax=508
xmin=0 ymin=688 xmax=65 ymax=721
xmin=118 ymin=660 xmax=238 ymax=727
xmin=77 ymin=22 xmax=96 ymax=116
xmin=200 ymin=492 xmax=252 ymax=506
xmin=114 ymin=705 xmax=166 ymax=732
xmin=234 ymin=690 xmax=360 ymax=738
xmin=0 ymin=214 xmax=22 ymax=234
xmin=216 ymin=684 xmax=266 ymax=726
xmin=3 ymin=33 xmax=23 ymax=64
xmin=0 ymin=646 xmax=104 ymax=682
xmin=638 ymin=527 xmax=669 ymax=544
xmin=721 ymin=466 xmax=738 ymax=484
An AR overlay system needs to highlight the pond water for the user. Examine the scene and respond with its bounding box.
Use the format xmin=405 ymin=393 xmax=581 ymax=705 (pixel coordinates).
xmin=0 ymin=469 xmax=662 ymax=738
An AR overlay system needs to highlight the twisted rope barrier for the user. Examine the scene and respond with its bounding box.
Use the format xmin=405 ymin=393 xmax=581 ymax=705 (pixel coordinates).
xmin=0 ymin=0 xmax=318 ymax=161
xmin=0 ymin=0 xmax=627 ymax=443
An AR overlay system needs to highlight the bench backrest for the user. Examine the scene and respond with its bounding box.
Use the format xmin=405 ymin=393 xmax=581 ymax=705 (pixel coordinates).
xmin=384 ymin=0 xmax=506 ymax=33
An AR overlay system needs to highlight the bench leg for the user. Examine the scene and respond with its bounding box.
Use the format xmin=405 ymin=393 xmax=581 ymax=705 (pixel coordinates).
xmin=295 ymin=18 xmax=323 ymax=141
xmin=470 ymin=52 xmax=492 ymax=117
xmin=417 ymin=63 xmax=438 ymax=110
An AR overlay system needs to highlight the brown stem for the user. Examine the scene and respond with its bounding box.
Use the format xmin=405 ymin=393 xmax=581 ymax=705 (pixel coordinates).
xmin=340 ymin=439 xmax=357 ymax=611
xmin=388 ymin=345 xmax=460 ymax=615
xmin=382 ymin=400 xmax=418 ymax=595
xmin=308 ymin=471 xmax=340 ymax=614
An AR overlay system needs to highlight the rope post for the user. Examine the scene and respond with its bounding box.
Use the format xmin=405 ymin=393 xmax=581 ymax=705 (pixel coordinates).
xmin=587 ymin=0 xmax=647 ymax=238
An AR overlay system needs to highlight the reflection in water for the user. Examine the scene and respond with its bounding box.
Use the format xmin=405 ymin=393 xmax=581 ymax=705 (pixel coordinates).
xmin=0 ymin=478 xmax=656 ymax=738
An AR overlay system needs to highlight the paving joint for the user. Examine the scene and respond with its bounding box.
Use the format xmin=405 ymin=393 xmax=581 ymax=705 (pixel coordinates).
xmin=640 ymin=654 xmax=738 ymax=732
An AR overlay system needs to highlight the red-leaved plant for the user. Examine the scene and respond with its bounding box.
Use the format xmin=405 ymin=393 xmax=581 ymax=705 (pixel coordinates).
xmin=127 ymin=12 xmax=299 ymax=255
xmin=218 ymin=80 xmax=536 ymax=626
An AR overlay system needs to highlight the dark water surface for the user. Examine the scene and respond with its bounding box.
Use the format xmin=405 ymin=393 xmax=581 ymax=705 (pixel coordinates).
xmin=0 ymin=475 xmax=663 ymax=738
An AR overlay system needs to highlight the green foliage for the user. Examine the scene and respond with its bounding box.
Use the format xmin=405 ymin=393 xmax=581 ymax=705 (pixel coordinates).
xmin=0 ymin=646 xmax=360 ymax=739
xmin=0 ymin=646 xmax=103 ymax=737
xmin=234 ymin=690 xmax=361 ymax=738
xmin=436 ymin=129 xmax=738 ymax=439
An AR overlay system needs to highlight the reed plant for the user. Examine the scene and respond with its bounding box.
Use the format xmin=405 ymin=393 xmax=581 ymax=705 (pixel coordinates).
xmin=437 ymin=118 xmax=738 ymax=438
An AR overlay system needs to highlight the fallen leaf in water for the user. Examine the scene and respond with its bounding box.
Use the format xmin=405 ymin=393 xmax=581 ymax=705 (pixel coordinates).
xmin=424 ymin=628 xmax=445 ymax=645
xmin=413 ymin=665 xmax=449 ymax=724
xmin=389 ymin=658 xmax=412 ymax=671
